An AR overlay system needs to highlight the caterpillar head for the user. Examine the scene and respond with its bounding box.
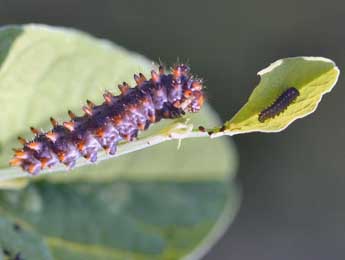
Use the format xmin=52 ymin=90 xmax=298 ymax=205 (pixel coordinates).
xmin=170 ymin=64 xmax=205 ymax=113
xmin=181 ymin=78 xmax=205 ymax=113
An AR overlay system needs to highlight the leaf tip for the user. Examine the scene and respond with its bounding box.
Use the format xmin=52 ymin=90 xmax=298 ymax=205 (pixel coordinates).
xmin=257 ymin=59 xmax=283 ymax=76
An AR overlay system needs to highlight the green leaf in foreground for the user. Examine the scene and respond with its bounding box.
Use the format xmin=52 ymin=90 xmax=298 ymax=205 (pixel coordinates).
xmin=0 ymin=180 xmax=240 ymax=260
xmin=213 ymin=57 xmax=339 ymax=136
xmin=0 ymin=24 xmax=239 ymax=260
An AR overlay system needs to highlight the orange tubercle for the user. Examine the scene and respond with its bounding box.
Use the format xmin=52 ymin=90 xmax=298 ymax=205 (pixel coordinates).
xmin=46 ymin=131 xmax=58 ymax=142
xmin=68 ymin=110 xmax=76 ymax=119
xmin=30 ymin=127 xmax=41 ymax=135
xmin=82 ymin=106 xmax=93 ymax=116
xmin=50 ymin=117 xmax=58 ymax=127
xmin=9 ymin=158 xmax=22 ymax=166
xmin=63 ymin=121 xmax=75 ymax=132
xmin=27 ymin=142 xmax=41 ymax=151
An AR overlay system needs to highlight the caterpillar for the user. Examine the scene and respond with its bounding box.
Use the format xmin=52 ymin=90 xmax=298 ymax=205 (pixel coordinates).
xmin=258 ymin=87 xmax=299 ymax=123
xmin=10 ymin=64 xmax=205 ymax=175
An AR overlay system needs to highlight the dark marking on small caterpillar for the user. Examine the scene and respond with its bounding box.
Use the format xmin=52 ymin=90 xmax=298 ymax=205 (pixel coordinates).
xmin=258 ymin=87 xmax=299 ymax=123
xmin=10 ymin=64 xmax=205 ymax=175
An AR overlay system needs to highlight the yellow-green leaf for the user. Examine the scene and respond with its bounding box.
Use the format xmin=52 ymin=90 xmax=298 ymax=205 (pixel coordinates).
xmin=217 ymin=57 xmax=339 ymax=135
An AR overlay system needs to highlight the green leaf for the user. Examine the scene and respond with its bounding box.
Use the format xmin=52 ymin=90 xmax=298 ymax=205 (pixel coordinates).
xmin=0 ymin=24 xmax=239 ymax=259
xmin=0 ymin=216 xmax=53 ymax=259
xmin=215 ymin=57 xmax=339 ymax=135
xmin=0 ymin=180 xmax=240 ymax=260
xmin=0 ymin=24 xmax=235 ymax=182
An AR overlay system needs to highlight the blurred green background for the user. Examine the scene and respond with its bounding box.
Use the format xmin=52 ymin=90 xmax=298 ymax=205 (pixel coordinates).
xmin=0 ymin=0 xmax=344 ymax=259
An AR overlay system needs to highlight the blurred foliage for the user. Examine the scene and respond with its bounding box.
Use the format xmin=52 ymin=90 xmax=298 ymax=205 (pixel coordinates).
xmin=0 ymin=181 xmax=239 ymax=260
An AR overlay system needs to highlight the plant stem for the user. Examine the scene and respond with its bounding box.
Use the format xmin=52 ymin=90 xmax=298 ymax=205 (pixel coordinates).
xmin=0 ymin=121 xmax=230 ymax=182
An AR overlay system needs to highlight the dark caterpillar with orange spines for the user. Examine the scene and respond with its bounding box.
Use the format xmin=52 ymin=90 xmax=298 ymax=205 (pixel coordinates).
xmin=10 ymin=64 xmax=205 ymax=175
xmin=258 ymin=87 xmax=299 ymax=123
